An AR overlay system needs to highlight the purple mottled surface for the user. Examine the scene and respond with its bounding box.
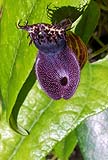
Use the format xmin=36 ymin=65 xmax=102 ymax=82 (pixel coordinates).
xmin=35 ymin=46 xmax=80 ymax=100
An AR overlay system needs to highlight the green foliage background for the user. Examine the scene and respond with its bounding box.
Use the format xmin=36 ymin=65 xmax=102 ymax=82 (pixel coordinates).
xmin=0 ymin=0 xmax=108 ymax=159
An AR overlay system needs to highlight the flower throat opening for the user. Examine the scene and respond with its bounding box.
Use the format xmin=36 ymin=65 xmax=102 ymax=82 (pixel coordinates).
xmin=60 ymin=77 xmax=68 ymax=86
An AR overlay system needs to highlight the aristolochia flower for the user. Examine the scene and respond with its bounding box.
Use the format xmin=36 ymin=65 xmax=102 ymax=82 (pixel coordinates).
xmin=17 ymin=19 xmax=87 ymax=100
xmin=36 ymin=46 xmax=80 ymax=99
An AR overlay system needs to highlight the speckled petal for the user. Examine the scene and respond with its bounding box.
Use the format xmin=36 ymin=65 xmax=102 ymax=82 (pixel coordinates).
xmin=35 ymin=46 xmax=80 ymax=100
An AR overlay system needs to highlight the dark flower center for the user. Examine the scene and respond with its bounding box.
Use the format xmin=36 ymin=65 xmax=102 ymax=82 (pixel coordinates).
xmin=60 ymin=77 xmax=68 ymax=86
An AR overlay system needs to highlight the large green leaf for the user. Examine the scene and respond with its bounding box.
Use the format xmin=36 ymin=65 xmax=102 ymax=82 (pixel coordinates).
xmin=75 ymin=0 xmax=100 ymax=44
xmin=1 ymin=0 xmax=106 ymax=160
xmin=0 ymin=0 xmax=89 ymax=135
xmin=1 ymin=57 xmax=108 ymax=159
xmin=76 ymin=109 xmax=108 ymax=160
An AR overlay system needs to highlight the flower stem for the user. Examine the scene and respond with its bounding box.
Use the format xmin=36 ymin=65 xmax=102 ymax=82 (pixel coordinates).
xmin=89 ymin=44 xmax=108 ymax=59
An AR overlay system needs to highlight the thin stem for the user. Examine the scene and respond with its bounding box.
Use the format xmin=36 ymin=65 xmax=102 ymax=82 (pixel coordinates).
xmin=51 ymin=155 xmax=57 ymax=160
xmin=104 ymin=25 xmax=108 ymax=33
xmin=100 ymin=4 xmax=108 ymax=11
xmin=89 ymin=44 xmax=108 ymax=59
xmin=92 ymin=34 xmax=105 ymax=47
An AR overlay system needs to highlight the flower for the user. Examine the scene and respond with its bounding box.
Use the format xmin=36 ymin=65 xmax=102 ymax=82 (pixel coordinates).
xmin=17 ymin=19 xmax=87 ymax=100
xmin=36 ymin=46 xmax=80 ymax=100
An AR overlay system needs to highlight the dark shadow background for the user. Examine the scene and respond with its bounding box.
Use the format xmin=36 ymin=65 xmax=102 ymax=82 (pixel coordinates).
xmin=47 ymin=3 xmax=86 ymax=24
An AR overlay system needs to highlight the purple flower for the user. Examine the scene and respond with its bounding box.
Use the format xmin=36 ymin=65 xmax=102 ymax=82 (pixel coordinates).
xmin=17 ymin=19 xmax=81 ymax=100
xmin=36 ymin=46 xmax=80 ymax=100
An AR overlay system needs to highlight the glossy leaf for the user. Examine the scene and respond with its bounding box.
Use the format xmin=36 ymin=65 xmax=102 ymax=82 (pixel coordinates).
xmin=1 ymin=57 xmax=108 ymax=159
xmin=9 ymin=66 xmax=36 ymax=135
xmin=75 ymin=0 xmax=100 ymax=44
xmin=0 ymin=0 xmax=89 ymax=135
xmin=54 ymin=130 xmax=78 ymax=160
xmin=76 ymin=109 xmax=108 ymax=160
xmin=0 ymin=0 xmax=105 ymax=160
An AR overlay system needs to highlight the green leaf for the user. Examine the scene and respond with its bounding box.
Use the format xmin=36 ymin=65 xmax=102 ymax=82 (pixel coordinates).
xmin=0 ymin=0 xmax=106 ymax=159
xmin=54 ymin=130 xmax=78 ymax=160
xmin=1 ymin=57 xmax=108 ymax=159
xmin=9 ymin=66 xmax=36 ymax=135
xmin=76 ymin=109 xmax=108 ymax=160
xmin=75 ymin=0 xmax=100 ymax=44
xmin=0 ymin=0 xmax=89 ymax=135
